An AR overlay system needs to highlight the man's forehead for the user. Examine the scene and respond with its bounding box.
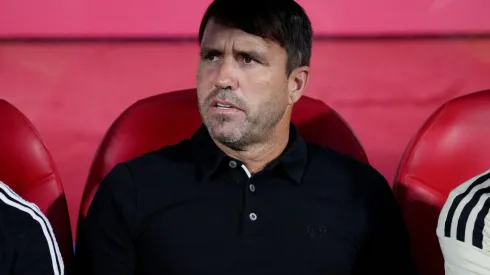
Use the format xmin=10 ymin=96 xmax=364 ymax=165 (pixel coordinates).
xmin=201 ymin=20 xmax=271 ymax=51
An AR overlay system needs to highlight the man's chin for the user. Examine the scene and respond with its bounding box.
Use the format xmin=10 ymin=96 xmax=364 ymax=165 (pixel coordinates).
xmin=209 ymin=127 xmax=236 ymax=139
xmin=206 ymin=123 xmax=238 ymax=139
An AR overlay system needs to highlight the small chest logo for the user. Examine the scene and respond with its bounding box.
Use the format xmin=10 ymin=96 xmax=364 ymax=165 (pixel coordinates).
xmin=307 ymin=221 xmax=328 ymax=239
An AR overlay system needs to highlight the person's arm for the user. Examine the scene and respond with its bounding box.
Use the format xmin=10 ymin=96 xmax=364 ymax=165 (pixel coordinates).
xmin=352 ymin=170 xmax=414 ymax=275
xmin=76 ymin=163 xmax=137 ymax=275
xmin=14 ymin=221 xmax=65 ymax=275
xmin=436 ymin=168 xmax=490 ymax=275
xmin=439 ymin=237 xmax=490 ymax=275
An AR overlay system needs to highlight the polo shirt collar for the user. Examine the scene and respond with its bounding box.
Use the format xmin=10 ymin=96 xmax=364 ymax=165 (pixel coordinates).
xmin=190 ymin=123 xmax=307 ymax=184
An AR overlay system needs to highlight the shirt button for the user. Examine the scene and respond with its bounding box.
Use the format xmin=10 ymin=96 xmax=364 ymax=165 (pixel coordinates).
xmin=249 ymin=184 xmax=256 ymax=192
xmin=229 ymin=160 xmax=237 ymax=168
xmin=249 ymin=213 xmax=257 ymax=221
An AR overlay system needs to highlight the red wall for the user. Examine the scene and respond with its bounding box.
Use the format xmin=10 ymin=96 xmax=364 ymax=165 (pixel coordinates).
xmin=1 ymin=39 xmax=490 ymax=234
xmin=2 ymin=0 xmax=490 ymax=235
xmin=1 ymin=0 xmax=490 ymax=37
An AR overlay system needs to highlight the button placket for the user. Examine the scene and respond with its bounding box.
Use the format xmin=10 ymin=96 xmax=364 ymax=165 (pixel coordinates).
xmin=242 ymin=178 xmax=261 ymax=238
xmin=236 ymin=163 xmax=260 ymax=236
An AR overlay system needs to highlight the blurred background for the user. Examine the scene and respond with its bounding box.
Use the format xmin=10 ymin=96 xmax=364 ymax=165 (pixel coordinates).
xmin=1 ymin=0 xmax=490 ymax=235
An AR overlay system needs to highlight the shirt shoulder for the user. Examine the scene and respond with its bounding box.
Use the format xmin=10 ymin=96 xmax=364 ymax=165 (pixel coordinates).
xmin=304 ymin=142 xmax=391 ymax=204
xmin=113 ymin=139 xmax=200 ymax=209
xmin=125 ymin=138 xmax=196 ymax=171
xmin=0 ymin=181 xmax=45 ymax=230
xmin=437 ymin=168 xmax=490 ymax=253
xmin=95 ymin=139 xmax=196 ymax=199
xmin=305 ymin=142 xmax=386 ymax=186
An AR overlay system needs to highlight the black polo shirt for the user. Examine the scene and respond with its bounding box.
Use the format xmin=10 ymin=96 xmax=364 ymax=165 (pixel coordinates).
xmin=76 ymin=124 xmax=413 ymax=275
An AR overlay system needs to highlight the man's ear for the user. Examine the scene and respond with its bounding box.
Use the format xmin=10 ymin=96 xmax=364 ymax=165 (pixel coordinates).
xmin=287 ymin=66 xmax=310 ymax=105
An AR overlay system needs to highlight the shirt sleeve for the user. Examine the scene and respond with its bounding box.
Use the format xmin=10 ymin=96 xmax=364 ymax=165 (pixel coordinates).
xmin=76 ymin=163 xmax=138 ymax=275
xmin=352 ymin=170 xmax=415 ymax=275
xmin=14 ymin=221 xmax=65 ymax=275
xmin=0 ymin=180 xmax=64 ymax=275
xmin=436 ymin=168 xmax=490 ymax=275
xmin=438 ymin=236 xmax=490 ymax=275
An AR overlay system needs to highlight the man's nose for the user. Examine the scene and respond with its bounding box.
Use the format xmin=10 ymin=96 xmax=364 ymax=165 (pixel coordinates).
xmin=214 ymin=59 xmax=238 ymax=91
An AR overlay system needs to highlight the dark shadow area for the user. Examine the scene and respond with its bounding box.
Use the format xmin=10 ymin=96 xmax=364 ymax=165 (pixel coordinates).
xmin=394 ymin=183 xmax=445 ymax=275
xmin=296 ymin=113 xmax=368 ymax=163
xmin=48 ymin=194 xmax=75 ymax=275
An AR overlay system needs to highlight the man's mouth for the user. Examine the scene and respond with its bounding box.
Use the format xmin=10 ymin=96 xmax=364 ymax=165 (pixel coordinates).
xmin=216 ymin=102 xmax=233 ymax=109
xmin=210 ymin=99 xmax=241 ymax=111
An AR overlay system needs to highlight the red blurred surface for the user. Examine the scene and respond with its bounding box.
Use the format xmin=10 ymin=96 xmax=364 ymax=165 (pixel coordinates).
xmin=1 ymin=38 xmax=490 ymax=235
xmin=394 ymin=90 xmax=490 ymax=275
xmin=1 ymin=0 xmax=490 ymax=37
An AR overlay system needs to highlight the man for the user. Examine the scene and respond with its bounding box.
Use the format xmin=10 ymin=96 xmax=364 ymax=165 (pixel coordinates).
xmin=0 ymin=181 xmax=64 ymax=275
xmin=437 ymin=168 xmax=490 ymax=274
xmin=76 ymin=0 xmax=413 ymax=274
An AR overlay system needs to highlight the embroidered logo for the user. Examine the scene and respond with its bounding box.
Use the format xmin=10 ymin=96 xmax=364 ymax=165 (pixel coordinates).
xmin=307 ymin=221 xmax=328 ymax=239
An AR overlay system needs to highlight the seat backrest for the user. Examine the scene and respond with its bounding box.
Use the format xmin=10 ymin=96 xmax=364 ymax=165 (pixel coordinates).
xmin=393 ymin=89 xmax=490 ymax=275
xmin=0 ymin=100 xmax=73 ymax=271
xmin=79 ymin=88 xmax=367 ymax=218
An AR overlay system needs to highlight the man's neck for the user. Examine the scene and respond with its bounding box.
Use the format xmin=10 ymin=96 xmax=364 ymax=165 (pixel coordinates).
xmin=214 ymin=124 xmax=290 ymax=174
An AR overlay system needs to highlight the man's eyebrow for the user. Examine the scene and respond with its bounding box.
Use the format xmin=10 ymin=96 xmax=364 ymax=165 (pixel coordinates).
xmin=199 ymin=45 xmax=271 ymax=65
xmin=199 ymin=47 xmax=221 ymax=57
xmin=235 ymin=49 xmax=269 ymax=65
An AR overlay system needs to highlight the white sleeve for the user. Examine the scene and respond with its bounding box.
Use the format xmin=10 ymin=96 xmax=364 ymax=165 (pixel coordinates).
xmin=439 ymin=236 xmax=490 ymax=274
xmin=436 ymin=168 xmax=490 ymax=275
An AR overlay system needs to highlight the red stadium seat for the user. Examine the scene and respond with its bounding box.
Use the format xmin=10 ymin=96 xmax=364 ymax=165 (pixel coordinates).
xmin=0 ymin=100 xmax=73 ymax=273
xmin=393 ymin=89 xmax=490 ymax=275
xmin=78 ymin=88 xmax=368 ymax=220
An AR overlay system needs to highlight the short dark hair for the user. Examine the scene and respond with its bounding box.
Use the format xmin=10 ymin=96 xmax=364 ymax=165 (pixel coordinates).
xmin=198 ymin=0 xmax=313 ymax=75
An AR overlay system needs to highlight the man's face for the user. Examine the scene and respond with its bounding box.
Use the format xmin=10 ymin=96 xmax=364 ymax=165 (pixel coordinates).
xmin=197 ymin=20 xmax=290 ymax=149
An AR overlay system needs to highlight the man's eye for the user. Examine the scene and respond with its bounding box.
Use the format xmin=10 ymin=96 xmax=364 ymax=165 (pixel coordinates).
xmin=240 ymin=55 xmax=256 ymax=64
xmin=243 ymin=56 xmax=253 ymax=63
xmin=206 ymin=54 xmax=218 ymax=61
